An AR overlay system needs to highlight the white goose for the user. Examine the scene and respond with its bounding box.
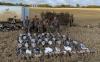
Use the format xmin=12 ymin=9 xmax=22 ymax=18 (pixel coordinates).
xmin=56 ymin=40 xmax=61 ymax=45
xmin=31 ymin=42 xmax=36 ymax=48
xmin=18 ymin=36 xmax=23 ymax=43
xmin=64 ymin=46 xmax=72 ymax=52
xmin=26 ymin=49 xmax=32 ymax=56
xmin=80 ymin=43 xmax=88 ymax=50
xmin=27 ymin=32 xmax=31 ymax=38
xmin=77 ymin=43 xmax=90 ymax=54
xmin=44 ymin=47 xmax=53 ymax=55
xmin=42 ymin=41 xmax=45 ymax=46
xmin=25 ymin=43 xmax=29 ymax=48
xmin=17 ymin=43 xmax=22 ymax=48
xmin=54 ymin=47 xmax=61 ymax=54
xmin=48 ymin=41 xmax=53 ymax=45
xmin=31 ymin=38 xmax=35 ymax=43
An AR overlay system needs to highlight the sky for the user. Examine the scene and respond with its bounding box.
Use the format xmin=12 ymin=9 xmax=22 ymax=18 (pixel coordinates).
xmin=0 ymin=6 xmax=21 ymax=14
xmin=0 ymin=0 xmax=100 ymax=6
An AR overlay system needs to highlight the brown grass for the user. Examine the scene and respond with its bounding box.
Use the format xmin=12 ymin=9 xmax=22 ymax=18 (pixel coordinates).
xmin=0 ymin=8 xmax=100 ymax=62
xmin=29 ymin=8 xmax=100 ymax=26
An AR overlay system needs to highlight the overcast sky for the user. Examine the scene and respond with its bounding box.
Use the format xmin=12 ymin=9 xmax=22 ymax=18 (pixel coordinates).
xmin=0 ymin=0 xmax=100 ymax=6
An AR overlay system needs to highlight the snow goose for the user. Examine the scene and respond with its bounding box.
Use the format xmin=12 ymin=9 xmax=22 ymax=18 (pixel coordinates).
xmin=25 ymin=43 xmax=29 ymax=48
xmin=64 ymin=46 xmax=72 ymax=52
xmin=48 ymin=40 xmax=53 ymax=45
xmin=54 ymin=47 xmax=61 ymax=54
xmin=26 ymin=49 xmax=32 ymax=56
xmin=44 ymin=47 xmax=53 ymax=55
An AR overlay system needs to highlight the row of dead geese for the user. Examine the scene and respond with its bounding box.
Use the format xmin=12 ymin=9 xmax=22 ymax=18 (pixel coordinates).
xmin=16 ymin=32 xmax=95 ymax=58
xmin=0 ymin=23 xmax=21 ymax=32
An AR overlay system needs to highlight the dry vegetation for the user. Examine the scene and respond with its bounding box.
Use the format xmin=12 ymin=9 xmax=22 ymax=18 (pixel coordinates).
xmin=0 ymin=8 xmax=100 ymax=62
xmin=0 ymin=11 xmax=21 ymax=22
xmin=29 ymin=8 xmax=100 ymax=26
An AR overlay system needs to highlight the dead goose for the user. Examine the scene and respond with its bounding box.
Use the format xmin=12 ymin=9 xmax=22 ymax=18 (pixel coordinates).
xmin=27 ymin=32 xmax=31 ymax=37
xmin=33 ymin=48 xmax=42 ymax=57
xmin=54 ymin=47 xmax=61 ymax=54
xmin=38 ymin=39 xmax=42 ymax=44
xmin=64 ymin=46 xmax=72 ymax=52
xmin=25 ymin=49 xmax=32 ymax=56
xmin=16 ymin=43 xmax=23 ymax=55
xmin=25 ymin=42 xmax=29 ymax=48
xmin=45 ymin=33 xmax=50 ymax=38
xmin=72 ymin=40 xmax=79 ymax=45
xmin=31 ymin=38 xmax=36 ymax=43
xmin=44 ymin=38 xmax=48 ymax=42
xmin=62 ymin=34 xmax=68 ymax=40
xmin=18 ymin=36 xmax=23 ymax=43
xmin=64 ymin=40 xmax=70 ymax=46
xmin=80 ymin=43 xmax=88 ymax=50
xmin=18 ymin=33 xmax=24 ymax=43
xmin=76 ymin=43 xmax=90 ymax=55
xmin=19 ymin=34 xmax=29 ymax=43
xmin=52 ymin=37 xmax=56 ymax=41
xmin=17 ymin=43 xmax=22 ymax=48
xmin=41 ymin=41 xmax=45 ymax=46
xmin=56 ymin=40 xmax=62 ymax=45
xmin=48 ymin=40 xmax=53 ymax=45
xmin=44 ymin=47 xmax=53 ymax=55
xmin=31 ymin=42 xmax=36 ymax=48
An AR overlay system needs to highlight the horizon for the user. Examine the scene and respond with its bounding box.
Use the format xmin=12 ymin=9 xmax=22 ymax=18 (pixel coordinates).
xmin=0 ymin=0 xmax=100 ymax=6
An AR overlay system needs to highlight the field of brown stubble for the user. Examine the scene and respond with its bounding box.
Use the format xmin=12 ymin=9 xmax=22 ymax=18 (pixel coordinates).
xmin=0 ymin=8 xmax=100 ymax=62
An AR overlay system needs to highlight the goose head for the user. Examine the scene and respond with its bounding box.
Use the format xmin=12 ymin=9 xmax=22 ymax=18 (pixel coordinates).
xmin=25 ymin=43 xmax=29 ymax=48
xmin=18 ymin=36 xmax=23 ymax=43
xmin=22 ymin=35 xmax=28 ymax=40
xmin=27 ymin=32 xmax=31 ymax=37
xmin=17 ymin=43 xmax=22 ymax=48
xmin=52 ymin=38 xmax=56 ymax=41
xmin=42 ymin=41 xmax=45 ymax=46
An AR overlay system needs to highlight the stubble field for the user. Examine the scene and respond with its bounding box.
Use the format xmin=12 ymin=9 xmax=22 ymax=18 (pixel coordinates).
xmin=0 ymin=8 xmax=100 ymax=62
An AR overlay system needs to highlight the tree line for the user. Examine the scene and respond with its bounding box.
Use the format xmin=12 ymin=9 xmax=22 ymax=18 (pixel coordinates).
xmin=38 ymin=4 xmax=100 ymax=8
xmin=0 ymin=2 xmax=30 ymax=6
xmin=0 ymin=2 xmax=100 ymax=8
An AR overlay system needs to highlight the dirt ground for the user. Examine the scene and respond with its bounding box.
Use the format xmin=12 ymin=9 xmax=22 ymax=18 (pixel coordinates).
xmin=0 ymin=8 xmax=100 ymax=62
xmin=0 ymin=27 xmax=100 ymax=62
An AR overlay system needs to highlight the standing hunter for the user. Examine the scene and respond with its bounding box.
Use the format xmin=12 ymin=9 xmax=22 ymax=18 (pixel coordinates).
xmin=10 ymin=16 xmax=17 ymax=30
xmin=51 ymin=16 xmax=60 ymax=32
xmin=23 ymin=16 xmax=30 ymax=33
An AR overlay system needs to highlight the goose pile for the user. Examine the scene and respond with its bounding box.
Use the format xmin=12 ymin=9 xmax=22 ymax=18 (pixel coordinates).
xmin=16 ymin=32 xmax=95 ymax=57
xmin=0 ymin=23 xmax=21 ymax=32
